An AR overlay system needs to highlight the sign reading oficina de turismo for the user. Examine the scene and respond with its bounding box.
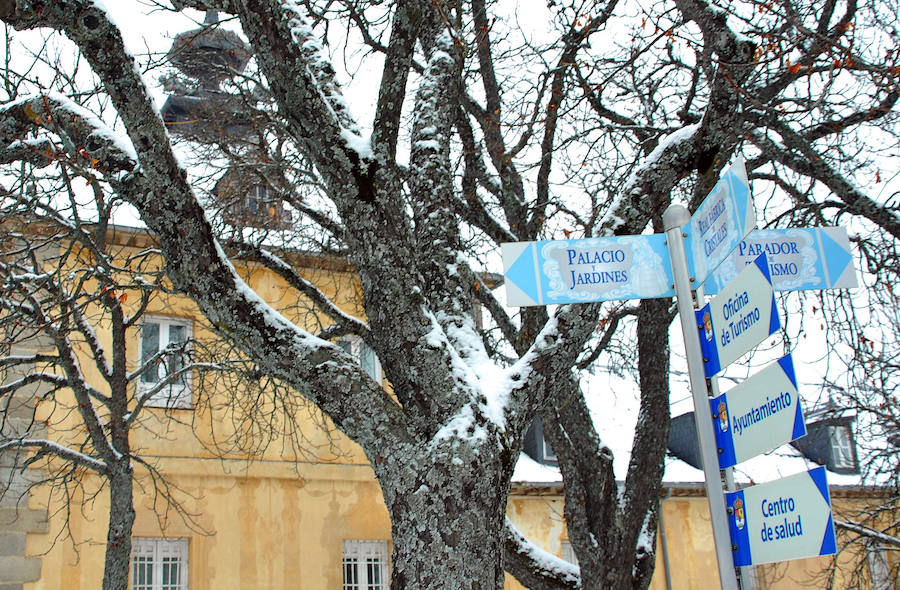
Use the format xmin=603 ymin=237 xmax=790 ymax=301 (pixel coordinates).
xmin=710 ymin=354 xmax=806 ymax=469
xmin=696 ymin=252 xmax=780 ymax=377
xmin=727 ymin=466 xmax=837 ymax=567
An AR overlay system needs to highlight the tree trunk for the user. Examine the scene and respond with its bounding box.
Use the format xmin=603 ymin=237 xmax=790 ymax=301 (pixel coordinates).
xmin=379 ymin=441 xmax=512 ymax=589
xmin=103 ymin=463 xmax=135 ymax=590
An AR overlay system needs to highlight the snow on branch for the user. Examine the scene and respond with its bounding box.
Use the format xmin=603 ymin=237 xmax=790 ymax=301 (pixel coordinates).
xmin=836 ymin=519 xmax=900 ymax=549
xmin=0 ymin=372 xmax=67 ymax=398
xmin=603 ymin=123 xmax=700 ymax=234
xmin=282 ymin=0 xmax=371 ymax=160
xmin=0 ymin=93 xmax=138 ymax=176
xmin=503 ymin=517 xmax=580 ymax=590
xmin=0 ymin=438 xmax=108 ymax=473
xmin=235 ymin=245 xmax=371 ymax=341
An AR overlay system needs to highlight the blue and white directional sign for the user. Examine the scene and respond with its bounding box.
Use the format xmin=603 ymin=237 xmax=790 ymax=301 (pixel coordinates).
xmin=705 ymin=227 xmax=858 ymax=295
xmin=727 ymin=467 xmax=837 ymax=567
xmin=696 ymin=253 xmax=780 ymax=377
xmin=501 ymin=235 xmax=674 ymax=307
xmin=685 ymin=158 xmax=756 ymax=286
xmin=710 ymin=355 xmax=806 ymax=469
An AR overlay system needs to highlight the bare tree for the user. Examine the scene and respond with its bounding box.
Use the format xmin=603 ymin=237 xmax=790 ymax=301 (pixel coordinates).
xmin=0 ymin=136 xmax=219 ymax=588
xmin=0 ymin=0 xmax=898 ymax=589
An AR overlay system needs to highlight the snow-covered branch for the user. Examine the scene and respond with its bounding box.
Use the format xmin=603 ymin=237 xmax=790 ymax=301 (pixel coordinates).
xmin=0 ymin=438 xmax=108 ymax=473
xmin=503 ymin=517 xmax=580 ymax=590
xmin=234 ymin=244 xmax=371 ymax=341
xmin=836 ymin=519 xmax=900 ymax=549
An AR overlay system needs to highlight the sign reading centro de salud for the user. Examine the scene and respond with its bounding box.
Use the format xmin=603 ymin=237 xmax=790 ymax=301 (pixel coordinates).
xmin=696 ymin=253 xmax=780 ymax=377
xmin=685 ymin=157 xmax=756 ymax=286
xmin=500 ymin=235 xmax=674 ymax=307
xmin=705 ymin=227 xmax=858 ymax=294
xmin=727 ymin=467 xmax=837 ymax=567
xmin=710 ymin=354 xmax=806 ymax=469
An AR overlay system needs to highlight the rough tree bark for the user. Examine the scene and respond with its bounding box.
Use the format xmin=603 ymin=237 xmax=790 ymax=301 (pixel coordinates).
xmin=2 ymin=0 xmax=899 ymax=588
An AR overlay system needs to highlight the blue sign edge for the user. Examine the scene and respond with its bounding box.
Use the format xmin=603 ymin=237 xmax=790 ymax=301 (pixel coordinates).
xmin=808 ymin=466 xmax=838 ymax=556
xmin=726 ymin=489 xmax=753 ymax=567
xmin=777 ymin=354 xmax=808 ymax=442
xmin=506 ymin=242 xmax=542 ymax=305
xmin=753 ymin=252 xmax=781 ymax=336
xmin=697 ymin=304 xmax=721 ymax=376
xmin=751 ymin=252 xmax=782 ymax=337
xmin=710 ymin=394 xmax=737 ymax=469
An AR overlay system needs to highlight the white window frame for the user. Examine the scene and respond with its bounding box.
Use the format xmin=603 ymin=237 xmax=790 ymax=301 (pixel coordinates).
xmin=542 ymin=437 xmax=557 ymax=461
xmin=342 ymin=540 xmax=388 ymax=590
xmin=245 ymin=184 xmax=269 ymax=213
xmin=867 ymin=541 xmax=893 ymax=590
xmin=138 ymin=316 xmax=193 ymax=408
xmin=561 ymin=540 xmax=578 ymax=566
xmin=829 ymin=424 xmax=855 ymax=469
xmin=131 ymin=537 xmax=188 ymax=590
xmin=337 ymin=335 xmax=382 ymax=383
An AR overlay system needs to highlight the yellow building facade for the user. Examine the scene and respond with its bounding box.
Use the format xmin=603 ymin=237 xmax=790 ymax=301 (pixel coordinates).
xmin=1 ymin=227 xmax=893 ymax=590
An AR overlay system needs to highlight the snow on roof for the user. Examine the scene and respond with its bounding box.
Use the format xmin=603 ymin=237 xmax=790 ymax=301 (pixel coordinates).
xmin=513 ymin=366 xmax=866 ymax=489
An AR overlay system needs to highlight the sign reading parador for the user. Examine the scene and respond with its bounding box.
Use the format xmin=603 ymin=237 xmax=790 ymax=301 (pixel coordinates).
xmin=727 ymin=467 xmax=837 ymax=567
xmin=705 ymin=227 xmax=858 ymax=294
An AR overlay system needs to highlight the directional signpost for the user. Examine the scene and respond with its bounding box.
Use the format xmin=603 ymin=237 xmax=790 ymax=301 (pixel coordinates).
xmin=501 ymin=156 xmax=856 ymax=590
xmin=696 ymin=253 xmax=781 ymax=377
xmin=710 ymin=355 xmax=806 ymax=469
xmin=705 ymin=227 xmax=858 ymax=294
xmin=501 ymin=235 xmax=674 ymax=307
xmin=726 ymin=467 xmax=837 ymax=567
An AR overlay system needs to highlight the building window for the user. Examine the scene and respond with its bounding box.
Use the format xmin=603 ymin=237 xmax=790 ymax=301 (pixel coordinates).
xmin=867 ymin=542 xmax=893 ymax=590
xmin=131 ymin=537 xmax=188 ymax=590
xmin=139 ymin=317 xmax=192 ymax=408
xmin=342 ymin=540 xmax=388 ymax=590
xmin=337 ymin=336 xmax=381 ymax=382
xmin=561 ymin=540 xmax=578 ymax=566
xmin=829 ymin=424 xmax=855 ymax=469
xmin=542 ymin=438 xmax=557 ymax=462
xmin=245 ymin=184 xmax=269 ymax=213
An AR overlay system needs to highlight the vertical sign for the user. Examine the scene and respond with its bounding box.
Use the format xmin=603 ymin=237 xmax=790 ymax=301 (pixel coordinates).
xmin=686 ymin=157 xmax=756 ymax=285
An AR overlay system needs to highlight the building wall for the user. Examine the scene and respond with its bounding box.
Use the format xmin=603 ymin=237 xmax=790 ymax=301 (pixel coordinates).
xmin=10 ymin=234 xmax=895 ymax=590
xmin=25 ymin=470 xmax=893 ymax=590
xmin=26 ymin=460 xmax=392 ymax=590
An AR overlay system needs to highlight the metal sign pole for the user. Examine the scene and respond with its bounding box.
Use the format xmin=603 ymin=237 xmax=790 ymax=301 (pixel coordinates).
xmin=712 ymin=375 xmax=755 ymax=590
xmin=663 ymin=204 xmax=740 ymax=590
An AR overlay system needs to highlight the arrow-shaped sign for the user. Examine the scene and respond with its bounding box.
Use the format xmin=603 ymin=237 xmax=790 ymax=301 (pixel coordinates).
xmin=705 ymin=227 xmax=858 ymax=294
xmin=727 ymin=467 xmax=837 ymax=567
xmin=696 ymin=253 xmax=780 ymax=377
xmin=501 ymin=235 xmax=674 ymax=307
xmin=710 ymin=354 xmax=806 ymax=469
